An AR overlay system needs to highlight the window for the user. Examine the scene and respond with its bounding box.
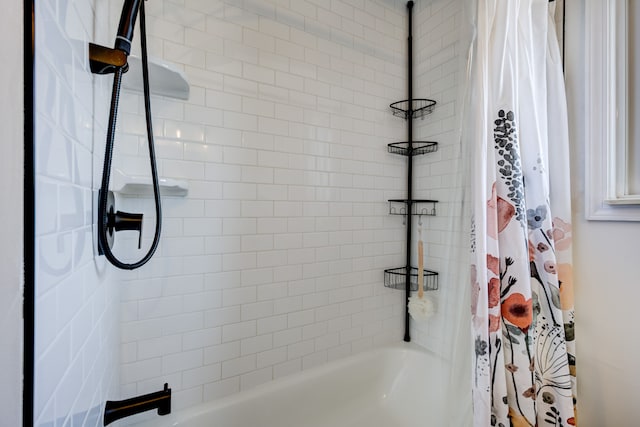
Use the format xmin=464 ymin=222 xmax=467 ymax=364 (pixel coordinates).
xmin=585 ymin=0 xmax=640 ymax=220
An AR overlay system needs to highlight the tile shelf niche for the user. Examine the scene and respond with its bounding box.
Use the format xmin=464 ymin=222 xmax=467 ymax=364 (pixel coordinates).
xmin=121 ymin=55 xmax=190 ymax=100
xmin=110 ymin=169 xmax=189 ymax=197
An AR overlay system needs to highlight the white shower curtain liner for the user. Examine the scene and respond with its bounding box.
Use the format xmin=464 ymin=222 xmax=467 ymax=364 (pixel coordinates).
xmin=467 ymin=0 xmax=577 ymax=426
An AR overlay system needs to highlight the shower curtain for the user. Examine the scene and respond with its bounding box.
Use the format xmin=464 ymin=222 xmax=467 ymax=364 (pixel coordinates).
xmin=468 ymin=1 xmax=577 ymax=426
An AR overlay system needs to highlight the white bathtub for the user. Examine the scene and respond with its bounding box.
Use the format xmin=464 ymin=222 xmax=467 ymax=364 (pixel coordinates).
xmin=131 ymin=343 xmax=446 ymax=427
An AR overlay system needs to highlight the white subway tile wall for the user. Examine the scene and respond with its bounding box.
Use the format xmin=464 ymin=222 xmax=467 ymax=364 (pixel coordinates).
xmin=115 ymin=0 xmax=433 ymax=412
xmin=34 ymin=0 xmax=466 ymax=423
xmin=34 ymin=1 xmax=119 ymax=426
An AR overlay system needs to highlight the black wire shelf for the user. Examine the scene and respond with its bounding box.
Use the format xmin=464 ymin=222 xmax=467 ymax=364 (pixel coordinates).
xmin=384 ymin=267 xmax=439 ymax=291
xmin=387 ymin=141 xmax=438 ymax=156
xmin=389 ymin=99 xmax=436 ymax=120
xmin=388 ymin=199 xmax=438 ymax=216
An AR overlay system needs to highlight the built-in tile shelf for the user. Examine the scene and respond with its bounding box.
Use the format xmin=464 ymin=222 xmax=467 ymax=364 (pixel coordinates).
xmin=111 ymin=169 xmax=189 ymax=196
xmin=122 ymin=56 xmax=190 ymax=100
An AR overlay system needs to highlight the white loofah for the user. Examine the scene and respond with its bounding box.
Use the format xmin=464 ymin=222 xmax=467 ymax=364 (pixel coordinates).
xmin=408 ymin=295 xmax=435 ymax=320
xmin=409 ymin=227 xmax=434 ymax=321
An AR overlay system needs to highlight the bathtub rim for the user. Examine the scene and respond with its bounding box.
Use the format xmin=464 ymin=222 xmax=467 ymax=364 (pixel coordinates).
xmin=128 ymin=341 xmax=446 ymax=426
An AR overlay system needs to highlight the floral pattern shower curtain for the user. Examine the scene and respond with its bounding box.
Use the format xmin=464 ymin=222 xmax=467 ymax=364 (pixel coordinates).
xmin=468 ymin=1 xmax=577 ymax=426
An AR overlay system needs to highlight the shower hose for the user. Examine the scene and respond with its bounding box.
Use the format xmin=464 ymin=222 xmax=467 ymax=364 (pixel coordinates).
xmin=97 ymin=0 xmax=162 ymax=270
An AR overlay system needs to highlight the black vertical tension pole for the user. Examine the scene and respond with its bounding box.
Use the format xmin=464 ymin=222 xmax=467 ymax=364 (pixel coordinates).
xmin=404 ymin=0 xmax=414 ymax=343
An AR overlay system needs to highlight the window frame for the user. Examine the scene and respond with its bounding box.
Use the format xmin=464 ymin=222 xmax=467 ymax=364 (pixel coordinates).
xmin=585 ymin=0 xmax=640 ymax=220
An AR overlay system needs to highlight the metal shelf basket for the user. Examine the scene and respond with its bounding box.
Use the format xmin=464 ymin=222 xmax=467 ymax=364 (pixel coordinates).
xmin=389 ymin=99 xmax=436 ymax=120
xmin=384 ymin=267 xmax=439 ymax=291
xmin=388 ymin=199 xmax=438 ymax=216
xmin=387 ymin=141 xmax=438 ymax=156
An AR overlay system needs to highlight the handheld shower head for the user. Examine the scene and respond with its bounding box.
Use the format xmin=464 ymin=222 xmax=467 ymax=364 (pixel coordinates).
xmin=115 ymin=0 xmax=142 ymax=55
xmin=88 ymin=0 xmax=141 ymax=73
xmin=93 ymin=0 xmax=163 ymax=270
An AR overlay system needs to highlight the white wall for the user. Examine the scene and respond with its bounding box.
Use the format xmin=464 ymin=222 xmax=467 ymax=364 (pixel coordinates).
xmin=26 ymin=0 xmax=468 ymax=423
xmin=104 ymin=1 xmax=472 ymax=420
xmin=34 ymin=1 xmax=121 ymax=425
xmin=565 ymin=2 xmax=640 ymax=425
xmin=114 ymin=0 xmax=413 ymax=414
xmin=0 ymin=0 xmax=24 ymax=425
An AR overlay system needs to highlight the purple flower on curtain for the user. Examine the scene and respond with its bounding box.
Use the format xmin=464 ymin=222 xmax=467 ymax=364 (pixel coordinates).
xmin=542 ymin=391 xmax=555 ymax=404
xmin=537 ymin=242 xmax=549 ymax=252
xmin=544 ymin=261 xmax=557 ymax=274
xmin=522 ymin=386 xmax=536 ymax=399
xmin=526 ymin=205 xmax=548 ymax=229
xmin=475 ymin=336 xmax=488 ymax=356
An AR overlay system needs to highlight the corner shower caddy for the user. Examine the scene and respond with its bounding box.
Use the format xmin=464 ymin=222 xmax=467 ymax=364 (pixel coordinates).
xmin=383 ymin=99 xmax=440 ymax=294
xmin=384 ymin=1 xmax=439 ymax=343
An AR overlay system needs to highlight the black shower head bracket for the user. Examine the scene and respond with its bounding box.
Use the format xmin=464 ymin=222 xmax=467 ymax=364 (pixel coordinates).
xmin=88 ymin=0 xmax=143 ymax=74
xmin=88 ymin=43 xmax=128 ymax=75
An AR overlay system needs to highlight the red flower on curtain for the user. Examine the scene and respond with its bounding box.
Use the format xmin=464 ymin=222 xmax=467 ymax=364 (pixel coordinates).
xmin=489 ymin=314 xmax=501 ymax=332
xmin=488 ymin=278 xmax=500 ymax=308
xmin=501 ymin=293 xmax=532 ymax=331
xmin=487 ymin=184 xmax=516 ymax=238
xmin=548 ymin=217 xmax=572 ymax=251
xmin=528 ymin=239 xmax=535 ymax=261
xmin=487 ymin=254 xmax=499 ymax=275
